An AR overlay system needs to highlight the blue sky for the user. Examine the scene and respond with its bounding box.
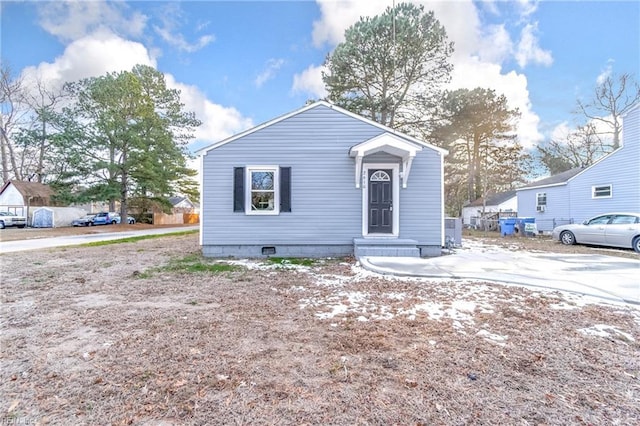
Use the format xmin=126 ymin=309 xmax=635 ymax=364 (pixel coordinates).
xmin=2 ymin=0 xmax=639 ymax=154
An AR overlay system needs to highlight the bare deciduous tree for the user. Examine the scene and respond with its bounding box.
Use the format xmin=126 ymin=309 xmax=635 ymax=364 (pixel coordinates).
xmin=0 ymin=64 xmax=29 ymax=182
xmin=538 ymin=122 xmax=611 ymax=174
xmin=576 ymin=72 xmax=640 ymax=149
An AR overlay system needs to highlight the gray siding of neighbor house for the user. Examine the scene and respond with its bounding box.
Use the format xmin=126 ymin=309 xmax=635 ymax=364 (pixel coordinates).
xmin=517 ymin=105 xmax=640 ymax=232
xmin=517 ymin=185 xmax=572 ymax=232
xmin=568 ymin=106 xmax=640 ymax=223
xmin=201 ymin=104 xmax=444 ymax=257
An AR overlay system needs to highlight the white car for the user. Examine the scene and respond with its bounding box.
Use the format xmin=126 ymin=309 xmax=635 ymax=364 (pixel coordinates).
xmin=552 ymin=212 xmax=640 ymax=253
xmin=112 ymin=214 xmax=135 ymax=224
xmin=0 ymin=211 xmax=27 ymax=229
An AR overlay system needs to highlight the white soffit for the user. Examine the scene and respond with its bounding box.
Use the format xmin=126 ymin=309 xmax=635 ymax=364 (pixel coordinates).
xmin=349 ymin=133 xmax=422 ymax=188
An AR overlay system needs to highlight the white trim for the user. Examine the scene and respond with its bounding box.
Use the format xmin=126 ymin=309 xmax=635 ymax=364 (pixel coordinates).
xmin=536 ymin=192 xmax=547 ymax=209
xmin=350 ymin=133 xmax=423 ymax=188
xmin=199 ymin=154 xmax=204 ymax=246
xmin=245 ymin=166 xmax=280 ymax=215
xmin=362 ymin=163 xmax=400 ymax=237
xmin=198 ymin=101 xmax=448 ymax=156
xmin=440 ymin=153 xmax=445 ymax=247
xmin=592 ymin=184 xmax=613 ymax=199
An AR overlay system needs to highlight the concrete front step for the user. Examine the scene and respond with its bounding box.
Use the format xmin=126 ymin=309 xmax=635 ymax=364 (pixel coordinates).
xmin=353 ymin=238 xmax=420 ymax=258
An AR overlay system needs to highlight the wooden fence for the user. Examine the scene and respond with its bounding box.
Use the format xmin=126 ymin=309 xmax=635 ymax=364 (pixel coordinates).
xmin=152 ymin=212 xmax=200 ymax=225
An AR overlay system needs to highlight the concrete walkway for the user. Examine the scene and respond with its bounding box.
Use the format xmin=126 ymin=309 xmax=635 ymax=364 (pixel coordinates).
xmin=0 ymin=226 xmax=199 ymax=254
xmin=361 ymin=246 xmax=640 ymax=305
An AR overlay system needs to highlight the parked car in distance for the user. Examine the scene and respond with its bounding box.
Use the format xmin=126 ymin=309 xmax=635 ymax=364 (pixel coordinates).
xmin=552 ymin=212 xmax=640 ymax=253
xmin=72 ymin=214 xmax=97 ymax=227
xmin=91 ymin=212 xmax=117 ymax=226
xmin=0 ymin=211 xmax=27 ymax=229
xmin=112 ymin=214 xmax=135 ymax=224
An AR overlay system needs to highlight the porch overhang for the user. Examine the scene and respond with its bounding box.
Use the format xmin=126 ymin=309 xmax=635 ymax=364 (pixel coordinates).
xmin=349 ymin=133 xmax=422 ymax=188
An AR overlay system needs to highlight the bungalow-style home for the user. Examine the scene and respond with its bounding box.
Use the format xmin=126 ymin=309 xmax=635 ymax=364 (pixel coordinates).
xmin=461 ymin=190 xmax=517 ymax=228
xmin=169 ymin=195 xmax=197 ymax=213
xmin=0 ymin=180 xmax=55 ymax=217
xmin=198 ymin=101 xmax=448 ymax=258
xmin=517 ymin=103 xmax=640 ymax=232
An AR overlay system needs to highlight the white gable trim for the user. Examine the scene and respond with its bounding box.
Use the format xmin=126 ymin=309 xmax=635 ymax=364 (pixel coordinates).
xmin=349 ymin=133 xmax=422 ymax=188
xmin=196 ymin=101 xmax=448 ymax=156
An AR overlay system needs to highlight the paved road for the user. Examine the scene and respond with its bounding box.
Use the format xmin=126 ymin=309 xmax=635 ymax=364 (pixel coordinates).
xmin=361 ymin=247 xmax=640 ymax=305
xmin=0 ymin=226 xmax=199 ymax=253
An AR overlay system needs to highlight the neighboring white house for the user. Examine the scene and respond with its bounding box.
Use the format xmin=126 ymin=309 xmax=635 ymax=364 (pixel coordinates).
xmin=517 ymin=103 xmax=640 ymax=232
xmin=461 ymin=190 xmax=517 ymax=226
xmin=0 ymin=180 xmax=55 ymax=218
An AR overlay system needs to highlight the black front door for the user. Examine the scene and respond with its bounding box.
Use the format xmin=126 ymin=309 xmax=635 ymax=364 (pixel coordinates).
xmin=368 ymin=169 xmax=392 ymax=234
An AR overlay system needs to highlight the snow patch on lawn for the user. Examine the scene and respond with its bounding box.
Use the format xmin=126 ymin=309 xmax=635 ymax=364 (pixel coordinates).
xmin=578 ymin=324 xmax=635 ymax=342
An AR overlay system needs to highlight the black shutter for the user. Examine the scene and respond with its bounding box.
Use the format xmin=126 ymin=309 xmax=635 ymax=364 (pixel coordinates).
xmin=280 ymin=167 xmax=291 ymax=212
xmin=233 ymin=167 xmax=245 ymax=212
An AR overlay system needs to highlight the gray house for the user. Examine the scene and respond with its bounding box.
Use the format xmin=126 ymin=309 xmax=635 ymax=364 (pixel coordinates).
xmin=517 ymin=103 xmax=640 ymax=232
xmin=198 ymin=101 xmax=448 ymax=258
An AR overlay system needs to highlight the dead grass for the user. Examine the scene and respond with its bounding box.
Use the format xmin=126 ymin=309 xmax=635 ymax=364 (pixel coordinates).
xmin=1 ymin=234 xmax=639 ymax=425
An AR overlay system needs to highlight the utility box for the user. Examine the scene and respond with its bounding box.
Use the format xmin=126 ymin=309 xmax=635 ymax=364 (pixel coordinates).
xmin=445 ymin=217 xmax=462 ymax=246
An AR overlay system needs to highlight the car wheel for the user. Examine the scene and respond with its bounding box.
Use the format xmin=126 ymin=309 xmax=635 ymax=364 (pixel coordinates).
xmin=560 ymin=231 xmax=576 ymax=245
xmin=633 ymin=236 xmax=640 ymax=254
xmin=89 ymin=222 xmax=94 ymax=226
xmin=18 ymin=225 xmax=26 ymax=228
xmin=128 ymin=219 xmax=134 ymax=224
xmin=0 ymin=221 xmax=4 ymax=229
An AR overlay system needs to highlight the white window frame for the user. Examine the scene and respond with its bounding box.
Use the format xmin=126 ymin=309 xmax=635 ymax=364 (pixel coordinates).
xmin=245 ymin=166 xmax=280 ymax=215
xmin=362 ymin=163 xmax=400 ymax=237
xmin=592 ymin=184 xmax=612 ymax=199
xmin=536 ymin=192 xmax=547 ymax=207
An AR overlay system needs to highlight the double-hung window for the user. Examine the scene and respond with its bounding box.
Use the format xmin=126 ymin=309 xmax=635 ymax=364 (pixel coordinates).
xmin=247 ymin=166 xmax=279 ymax=214
xmin=233 ymin=166 xmax=291 ymax=214
xmin=536 ymin=192 xmax=547 ymax=212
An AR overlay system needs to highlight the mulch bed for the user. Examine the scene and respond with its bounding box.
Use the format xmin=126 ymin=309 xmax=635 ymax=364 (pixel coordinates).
xmin=1 ymin=234 xmax=638 ymax=425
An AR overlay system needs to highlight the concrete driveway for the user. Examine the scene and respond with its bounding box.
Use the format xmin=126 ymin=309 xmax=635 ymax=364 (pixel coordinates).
xmin=361 ymin=242 xmax=640 ymax=305
xmin=0 ymin=226 xmax=199 ymax=254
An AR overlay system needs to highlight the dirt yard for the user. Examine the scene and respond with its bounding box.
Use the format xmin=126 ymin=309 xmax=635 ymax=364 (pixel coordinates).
xmin=1 ymin=233 xmax=639 ymax=425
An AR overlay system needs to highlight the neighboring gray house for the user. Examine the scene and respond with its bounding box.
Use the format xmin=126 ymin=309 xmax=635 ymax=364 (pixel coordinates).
xmin=517 ymin=103 xmax=640 ymax=232
xmin=198 ymin=101 xmax=448 ymax=258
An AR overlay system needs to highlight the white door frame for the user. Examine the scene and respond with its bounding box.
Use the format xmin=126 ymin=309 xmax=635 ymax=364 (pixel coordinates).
xmin=362 ymin=163 xmax=399 ymax=237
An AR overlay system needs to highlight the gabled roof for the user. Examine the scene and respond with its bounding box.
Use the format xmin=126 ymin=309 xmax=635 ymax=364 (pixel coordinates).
xmin=467 ymin=190 xmax=517 ymax=207
xmin=0 ymin=180 xmax=54 ymax=198
xmin=517 ymin=167 xmax=584 ymax=191
xmin=169 ymin=196 xmax=194 ymax=207
xmin=197 ymin=100 xmax=448 ymax=156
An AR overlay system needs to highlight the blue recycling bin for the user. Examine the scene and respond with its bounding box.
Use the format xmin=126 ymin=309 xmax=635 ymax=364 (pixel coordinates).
xmin=499 ymin=218 xmax=516 ymax=236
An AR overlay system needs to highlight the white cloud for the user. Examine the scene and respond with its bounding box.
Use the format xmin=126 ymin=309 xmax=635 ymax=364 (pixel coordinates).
xmin=478 ymin=24 xmax=513 ymax=64
xmin=152 ymin=3 xmax=215 ymax=53
xmin=449 ymin=57 xmax=543 ymax=149
xmin=596 ymin=60 xmax=614 ymax=85
xmin=165 ymin=75 xmax=254 ymax=147
xmin=37 ymin=0 xmax=147 ymax=42
xmin=20 ymin=30 xmax=156 ymax=93
xmin=20 ymin=30 xmax=251 ymax=150
xmin=255 ymin=59 xmax=285 ymax=88
xmin=515 ymin=23 xmax=553 ymax=68
xmin=291 ymin=65 xmax=327 ymax=99
xmin=516 ymin=0 xmax=539 ymax=19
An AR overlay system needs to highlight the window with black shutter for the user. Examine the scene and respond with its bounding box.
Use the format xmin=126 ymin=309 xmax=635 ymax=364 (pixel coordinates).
xmin=233 ymin=166 xmax=291 ymax=214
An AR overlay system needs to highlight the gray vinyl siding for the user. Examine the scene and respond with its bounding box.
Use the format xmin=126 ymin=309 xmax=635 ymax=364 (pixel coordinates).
xmin=517 ymin=185 xmax=571 ymax=232
xmin=567 ymin=106 xmax=640 ymax=223
xmin=516 ymin=104 xmax=640 ymax=231
xmin=201 ymin=104 xmax=444 ymax=254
